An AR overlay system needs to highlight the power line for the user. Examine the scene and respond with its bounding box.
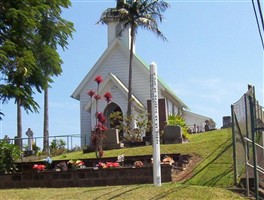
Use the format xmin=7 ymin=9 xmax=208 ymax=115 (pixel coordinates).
xmin=256 ymin=0 xmax=264 ymax=32
xmin=252 ymin=0 xmax=264 ymax=50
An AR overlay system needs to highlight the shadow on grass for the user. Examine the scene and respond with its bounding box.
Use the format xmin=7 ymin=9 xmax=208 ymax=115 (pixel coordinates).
xmin=151 ymin=185 xmax=189 ymax=200
xmin=82 ymin=186 xmax=121 ymax=193
xmin=83 ymin=186 xmax=124 ymax=198
xmin=181 ymin=138 xmax=233 ymax=187
xmin=95 ymin=185 xmax=143 ymax=200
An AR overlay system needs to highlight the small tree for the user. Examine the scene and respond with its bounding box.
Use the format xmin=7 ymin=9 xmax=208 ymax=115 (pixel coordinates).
xmin=50 ymin=139 xmax=66 ymax=156
xmin=87 ymin=75 xmax=112 ymax=158
xmin=110 ymin=111 xmax=151 ymax=142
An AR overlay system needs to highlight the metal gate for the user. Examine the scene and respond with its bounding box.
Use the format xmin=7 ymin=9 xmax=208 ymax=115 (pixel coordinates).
xmin=232 ymin=85 xmax=264 ymax=199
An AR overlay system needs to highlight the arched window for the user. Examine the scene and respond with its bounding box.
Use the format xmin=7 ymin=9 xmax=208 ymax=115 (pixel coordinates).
xmin=104 ymin=102 xmax=123 ymax=127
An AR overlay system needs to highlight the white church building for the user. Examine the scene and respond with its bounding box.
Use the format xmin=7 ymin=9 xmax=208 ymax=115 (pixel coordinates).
xmin=71 ymin=13 xmax=216 ymax=147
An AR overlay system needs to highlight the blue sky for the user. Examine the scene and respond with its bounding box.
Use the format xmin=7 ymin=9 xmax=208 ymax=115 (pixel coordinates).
xmin=1 ymin=1 xmax=263 ymax=147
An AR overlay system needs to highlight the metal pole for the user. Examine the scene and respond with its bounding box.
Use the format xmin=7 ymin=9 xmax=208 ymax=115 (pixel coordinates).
xmin=249 ymin=96 xmax=259 ymax=200
xmin=263 ymin=131 xmax=264 ymax=163
xmin=245 ymin=138 xmax=250 ymax=197
xmin=231 ymin=105 xmax=238 ymax=186
xmin=245 ymin=94 xmax=250 ymax=159
xmin=67 ymin=136 xmax=69 ymax=150
xmin=71 ymin=136 xmax=73 ymax=150
xmin=150 ymin=62 xmax=161 ymax=186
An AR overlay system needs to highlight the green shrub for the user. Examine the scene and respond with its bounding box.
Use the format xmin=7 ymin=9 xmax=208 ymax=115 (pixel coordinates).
xmin=110 ymin=111 xmax=151 ymax=142
xmin=0 ymin=141 xmax=21 ymax=174
xmin=167 ymin=115 xmax=189 ymax=139
xmin=50 ymin=139 xmax=66 ymax=156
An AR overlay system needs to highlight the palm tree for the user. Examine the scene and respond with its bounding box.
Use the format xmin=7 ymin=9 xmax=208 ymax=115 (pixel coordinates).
xmin=98 ymin=0 xmax=169 ymax=120
xmin=37 ymin=1 xmax=74 ymax=154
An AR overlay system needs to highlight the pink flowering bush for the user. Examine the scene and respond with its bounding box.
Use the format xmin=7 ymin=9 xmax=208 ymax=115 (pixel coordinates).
xmin=88 ymin=75 xmax=113 ymax=158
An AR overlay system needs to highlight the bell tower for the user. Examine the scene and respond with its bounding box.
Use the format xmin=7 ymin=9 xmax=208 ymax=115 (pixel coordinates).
xmin=105 ymin=0 xmax=131 ymax=49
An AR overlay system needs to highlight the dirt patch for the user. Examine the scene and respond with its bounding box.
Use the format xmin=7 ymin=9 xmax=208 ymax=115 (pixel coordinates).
xmin=172 ymin=153 xmax=202 ymax=182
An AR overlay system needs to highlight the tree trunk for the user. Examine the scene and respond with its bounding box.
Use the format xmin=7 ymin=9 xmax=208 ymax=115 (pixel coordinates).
xmin=17 ymin=98 xmax=22 ymax=150
xmin=127 ymin=24 xmax=135 ymax=119
xmin=43 ymin=88 xmax=49 ymax=154
xmin=95 ymin=133 xmax=103 ymax=158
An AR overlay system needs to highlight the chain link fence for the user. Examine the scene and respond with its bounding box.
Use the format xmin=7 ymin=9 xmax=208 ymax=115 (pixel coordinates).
xmin=232 ymin=85 xmax=264 ymax=199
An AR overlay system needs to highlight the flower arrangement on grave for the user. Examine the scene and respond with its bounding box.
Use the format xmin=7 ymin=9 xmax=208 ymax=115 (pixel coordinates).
xmin=32 ymin=157 xmax=53 ymax=172
xmin=133 ymin=161 xmax=144 ymax=168
xmin=116 ymin=154 xmax=125 ymax=166
xmin=33 ymin=164 xmax=45 ymax=171
xmin=56 ymin=161 xmax=68 ymax=171
xmin=68 ymin=159 xmax=86 ymax=169
xmin=88 ymin=75 xmax=113 ymax=158
xmin=43 ymin=156 xmax=53 ymax=169
xmin=96 ymin=162 xmax=120 ymax=169
xmin=161 ymin=156 xmax=174 ymax=165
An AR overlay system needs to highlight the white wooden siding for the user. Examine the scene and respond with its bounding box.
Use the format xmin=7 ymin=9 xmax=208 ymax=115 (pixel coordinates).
xmin=77 ymin=43 xmax=184 ymax=147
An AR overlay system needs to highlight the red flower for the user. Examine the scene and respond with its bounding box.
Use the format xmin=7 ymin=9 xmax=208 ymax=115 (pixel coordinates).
xmin=99 ymin=117 xmax=106 ymax=124
xmin=33 ymin=164 xmax=45 ymax=171
xmin=112 ymin=162 xmax=120 ymax=167
xmin=97 ymin=112 xmax=103 ymax=118
xmin=95 ymin=123 xmax=107 ymax=132
xmin=94 ymin=75 xmax=103 ymax=85
xmin=87 ymin=90 xmax=95 ymax=97
xmin=94 ymin=94 xmax=101 ymax=100
xmin=97 ymin=112 xmax=106 ymax=124
xmin=104 ymin=91 xmax=112 ymax=103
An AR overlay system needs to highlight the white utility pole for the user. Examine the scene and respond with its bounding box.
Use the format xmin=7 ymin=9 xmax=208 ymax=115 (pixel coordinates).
xmin=150 ymin=62 xmax=161 ymax=186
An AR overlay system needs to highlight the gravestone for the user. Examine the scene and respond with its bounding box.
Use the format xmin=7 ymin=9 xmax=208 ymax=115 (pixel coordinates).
xmin=103 ymin=128 xmax=122 ymax=150
xmin=26 ymin=128 xmax=33 ymax=151
xmin=24 ymin=128 xmax=34 ymax=156
xmin=162 ymin=125 xmax=183 ymax=144
xmin=222 ymin=116 xmax=232 ymax=129
xmin=146 ymin=98 xmax=167 ymax=143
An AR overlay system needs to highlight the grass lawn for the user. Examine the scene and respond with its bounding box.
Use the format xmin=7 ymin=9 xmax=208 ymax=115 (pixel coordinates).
xmin=0 ymin=128 xmax=249 ymax=199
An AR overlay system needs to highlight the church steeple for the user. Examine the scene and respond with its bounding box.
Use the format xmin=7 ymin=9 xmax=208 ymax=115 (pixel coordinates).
xmin=104 ymin=1 xmax=131 ymax=49
xmin=107 ymin=21 xmax=131 ymax=49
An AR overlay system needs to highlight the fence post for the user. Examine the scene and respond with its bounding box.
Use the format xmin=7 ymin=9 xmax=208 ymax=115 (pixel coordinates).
xmin=231 ymin=104 xmax=238 ymax=186
xmin=249 ymin=95 xmax=259 ymax=200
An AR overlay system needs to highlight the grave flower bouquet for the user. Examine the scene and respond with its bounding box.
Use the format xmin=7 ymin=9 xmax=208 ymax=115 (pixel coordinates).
xmin=43 ymin=157 xmax=53 ymax=169
xmin=33 ymin=164 xmax=45 ymax=171
xmin=96 ymin=162 xmax=120 ymax=169
xmin=133 ymin=161 xmax=144 ymax=168
xmin=68 ymin=159 xmax=86 ymax=169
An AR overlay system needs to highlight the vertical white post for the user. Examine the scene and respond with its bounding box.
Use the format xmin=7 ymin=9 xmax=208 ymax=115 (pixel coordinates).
xmin=262 ymin=131 xmax=264 ymax=158
xmin=150 ymin=62 xmax=161 ymax=186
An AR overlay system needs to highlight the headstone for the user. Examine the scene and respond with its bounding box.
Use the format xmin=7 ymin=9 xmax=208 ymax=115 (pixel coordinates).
xmin=222 ymin=116 xmax=232 ymax=128
xmin=146 ymin=98 xmax=167 ymax=144
xmin=26 ymin=128 xmax=34 ymax=151
xmin=103 ymin=128 xmax=122 ymax=150
xmin=163 ymin=125 xmax=182 ymax=144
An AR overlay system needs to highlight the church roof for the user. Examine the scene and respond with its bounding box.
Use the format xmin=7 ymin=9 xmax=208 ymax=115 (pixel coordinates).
xmin=71 ymin=38 xmax=188 ymax=109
